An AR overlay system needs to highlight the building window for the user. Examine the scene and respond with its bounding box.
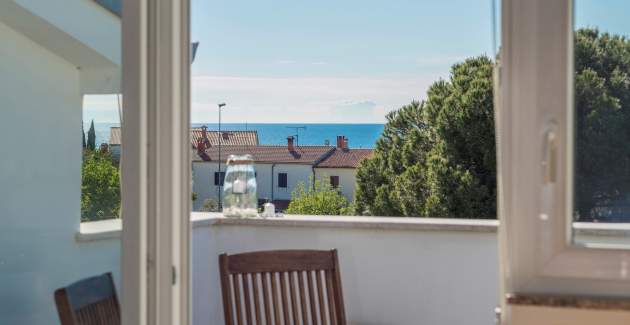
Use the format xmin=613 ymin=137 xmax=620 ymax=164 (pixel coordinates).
xmin=330 ymin=176 xmax=340 ymax=188
xmin=278 ymin=173 xmax=288 ymax=188
xmin=214 ymin=171 xmax=225 ymax=186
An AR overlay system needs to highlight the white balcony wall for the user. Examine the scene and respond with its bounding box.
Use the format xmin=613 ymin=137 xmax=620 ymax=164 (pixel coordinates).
xmin=0 ymin=19 xmax=121 ymax=324
xmin=15 ymin=205 xmax=630 ymax=325
xmin=191 ymin=215 xmax=499 ymax=325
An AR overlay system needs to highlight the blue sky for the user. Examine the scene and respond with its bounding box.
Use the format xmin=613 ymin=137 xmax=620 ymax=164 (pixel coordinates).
xmin=84 ymin=0 xmax=627 ymax=124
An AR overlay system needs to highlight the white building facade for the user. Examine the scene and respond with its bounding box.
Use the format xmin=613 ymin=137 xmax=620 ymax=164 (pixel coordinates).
xmin=192 ymin=136 xmax=372 ymax=211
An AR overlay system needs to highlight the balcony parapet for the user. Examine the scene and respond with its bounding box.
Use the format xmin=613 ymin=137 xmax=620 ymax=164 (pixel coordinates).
xmin=76 ymin=213 xmax=630 ymax=243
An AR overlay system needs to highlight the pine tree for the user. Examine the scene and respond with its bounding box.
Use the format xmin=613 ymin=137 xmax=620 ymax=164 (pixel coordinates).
xmin=82 ymin=123 xmax=86 ymax=149
xmin=355 ymin=56 xmax=495 ymax=218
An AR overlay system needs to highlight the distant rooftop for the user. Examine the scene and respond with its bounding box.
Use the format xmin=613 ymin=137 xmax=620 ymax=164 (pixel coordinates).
xmin=194 ymin=143 xmax=373 ymax=168
xmin=190 ymin=128 xmax=259 ymax=147
xmin=194 ymin=145 xmax=334 ymax=165
xmin=108 ymin=127 xmax=259 ymax=147
xmin=315 ymin=148 xmax=373 ymax=168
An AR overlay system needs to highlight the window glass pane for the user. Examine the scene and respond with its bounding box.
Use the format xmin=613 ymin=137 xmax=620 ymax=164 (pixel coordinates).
xmin=191 ymin=0 xmax=498 ymax=218
xmin=190 ymin=1 xmax=499 ymax=324
xmin=572 ymin=0 xmax=630 ymax=246
xmin=0 ymin=1 xmax=124 ymax=323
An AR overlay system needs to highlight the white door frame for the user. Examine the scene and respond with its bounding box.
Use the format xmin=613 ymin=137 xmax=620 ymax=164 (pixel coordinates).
xmin=121 ymin=1 xmax=191 ymax=324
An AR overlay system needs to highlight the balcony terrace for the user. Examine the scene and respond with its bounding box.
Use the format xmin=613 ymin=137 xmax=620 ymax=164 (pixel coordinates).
xmin=69 ymin=213 xmax=630 ymax=325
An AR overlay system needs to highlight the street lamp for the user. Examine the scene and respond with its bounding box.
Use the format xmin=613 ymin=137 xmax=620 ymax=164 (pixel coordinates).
xmin=217 ymin=103 xmax=227 ymax=207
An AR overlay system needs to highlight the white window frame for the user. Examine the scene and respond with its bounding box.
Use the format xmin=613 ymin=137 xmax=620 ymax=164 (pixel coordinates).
xmin=498 ymin=0 xmax=630 ymax=300
xmin=121 ymin=0 xmax=191 ymax=324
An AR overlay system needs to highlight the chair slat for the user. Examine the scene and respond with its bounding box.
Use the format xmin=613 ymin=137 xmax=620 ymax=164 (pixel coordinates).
xmin=298 ymin=271 xmax=309 ymax=325
xmin=280 ymin=272 xmax=291 ymax=324
xmin=232 ymin=274 xmax=244 ymax=325
xmin=316 ymin=271 xmax=328 ymax=325
xmin=252 ymin=273 xmax=262 ymax=325
xmin=325 ymin=270 xmax=337 ymax=325
xmin=289 ymin=271 xmax=300 ymax=325
xmin=219 ymin=250 xmax=346 ymax=325
xmin=243 ymin=273 xmax=254 ymax=325
xmin=220 ymin=255 xmax=236 ymax=325
xmin=262 ymin=272 xmax=272 ymax=325
xmin=307 ymin=270 xmax=318 ymax=325
xmin=271 ymin=272 xmax=282 ymax=325
xmin=331 ymin=250 xmax=346 ymax=325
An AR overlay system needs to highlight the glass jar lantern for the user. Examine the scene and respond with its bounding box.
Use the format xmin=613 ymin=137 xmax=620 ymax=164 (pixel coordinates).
xmin=222 ymin=154 xmax=258 ymax=218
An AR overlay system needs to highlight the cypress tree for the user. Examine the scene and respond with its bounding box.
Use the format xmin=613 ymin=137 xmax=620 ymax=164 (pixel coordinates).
xmin=87 ymin=120 xmax=96 ymax=151
xmin=82 ymin=123 xmax=86 ymax=149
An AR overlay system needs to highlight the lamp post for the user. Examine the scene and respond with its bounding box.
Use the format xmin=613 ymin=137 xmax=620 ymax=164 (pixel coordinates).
xmin=217 ymin=103 xmax=227 ymax=207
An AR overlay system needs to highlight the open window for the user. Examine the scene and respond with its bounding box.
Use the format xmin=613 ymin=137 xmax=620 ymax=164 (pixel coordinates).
xmin=498 ymin=0 xmax=630 ymax=311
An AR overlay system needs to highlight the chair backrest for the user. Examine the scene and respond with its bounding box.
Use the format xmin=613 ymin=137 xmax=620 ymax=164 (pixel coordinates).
xmin=54 ymin=272 xmax=120 ymax=325
xmin=219 ymin=249 xmax=347 ymax=325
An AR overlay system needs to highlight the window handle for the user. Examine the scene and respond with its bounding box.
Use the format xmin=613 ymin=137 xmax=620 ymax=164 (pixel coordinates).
xmin=542 ymin=122 xmax=558 ymax=184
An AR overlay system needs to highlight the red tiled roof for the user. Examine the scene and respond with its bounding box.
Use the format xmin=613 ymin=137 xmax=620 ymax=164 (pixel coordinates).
xmin=190 ymin=128 xmax=258 ymax=146
xmin=193 ymin=145 xmax=335 ymax=165
xmin=315 ymin=148 xmax=373 ymax=168
xmin=108 ymin=127 xmax=259 ymax=146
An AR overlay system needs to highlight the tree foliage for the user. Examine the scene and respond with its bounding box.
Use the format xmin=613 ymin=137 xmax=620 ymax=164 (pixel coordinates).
xmin=574 ymin=29 xmax=630 ymax=221
xmin=200 ymin=198 xmax=220 ymax=212
xmin=286 ymin=178 xmax=352 ymax=215
xmin=81 ymin=150 xmax=120 ymax=221
xmin=355 ymin=29 xmax=630 ymax=220
xmin=82 ymin=123 xmax=86 ymax=149
xmin=355 ymin=56 xmax=495 ymax=218
xmin=87 ymin=120 xmax=96 ymax=151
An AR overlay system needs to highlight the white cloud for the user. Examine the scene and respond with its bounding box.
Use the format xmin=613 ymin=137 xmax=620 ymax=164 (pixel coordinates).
xmin=191 ymin=75 xmax=441 ymax=123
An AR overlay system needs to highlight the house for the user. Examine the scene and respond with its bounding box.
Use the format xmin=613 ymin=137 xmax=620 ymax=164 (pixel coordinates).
xmin=191 ymin=135 xmax=372 ymax=211
xmin=108 ymin=125 xmax=259 ymax=160
xmin=314 ymin=136 xmax=373 ymax=201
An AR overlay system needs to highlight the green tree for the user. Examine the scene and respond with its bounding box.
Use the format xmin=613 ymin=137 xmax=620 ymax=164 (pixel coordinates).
xmin=356 ymin=29 xmax=630 ymax=220
xmin=81 ymin=150 xmax=121 ymax=221
xmin=355 ymin=56 xmax=495 ymax=218
xmin=286 ymin=178 xmax=351 ymax=215
xmin=87 ymin=120 xmax=96 ymax=151
xmin=573 ymin=29 xmax=630 ymax=221
xmin=200 ymin=198 xmax=220 ymax=212
xmin=82 ymin=124 xmax=86 ymax=149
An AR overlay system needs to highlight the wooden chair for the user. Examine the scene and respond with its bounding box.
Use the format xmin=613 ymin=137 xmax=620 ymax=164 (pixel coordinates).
xmin=54 ymin=272 xmax=120 ymax=325
xmin=219 ymin=249 xmax=347 ymax=325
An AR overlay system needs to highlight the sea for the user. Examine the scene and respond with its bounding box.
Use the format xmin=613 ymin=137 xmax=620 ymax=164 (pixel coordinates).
xmin=90 ymin=122 xmax=385 ymax=149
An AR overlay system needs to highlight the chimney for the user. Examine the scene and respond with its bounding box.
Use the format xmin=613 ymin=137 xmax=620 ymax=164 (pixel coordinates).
xmin=287 ymin=136 xmax=295 ymax=151
xmin=336 ymin=136 xmax=344 ymax=148
xmin=197 ymin=139 xmax=206 ymax=154
xmin=201 ymin=125 xmax=208 ymax=140
xmin=336 ymin=135 xmax=350 ymax=149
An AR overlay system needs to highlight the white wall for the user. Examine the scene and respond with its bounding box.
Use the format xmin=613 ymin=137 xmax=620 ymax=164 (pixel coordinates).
xmin=315 ymin=168 xmax=358 ymax=202
xmin=272 ymin=164 xmax=314 ymax=201
xmin=0 ymin=20 xmax=120 ymax=324
xmin=192 ymin=162 xmax=314 ymax=210
xmin=192 ymin=216 xmax=500 ymax=325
